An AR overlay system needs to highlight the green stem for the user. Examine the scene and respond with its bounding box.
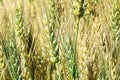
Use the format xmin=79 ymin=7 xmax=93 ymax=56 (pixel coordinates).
xmin=74 ymin=17 xmax=79 ymax=80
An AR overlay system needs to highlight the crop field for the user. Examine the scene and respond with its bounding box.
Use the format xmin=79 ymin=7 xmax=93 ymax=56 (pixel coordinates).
xmin=0 ymin=0 xmax=120 ymax=80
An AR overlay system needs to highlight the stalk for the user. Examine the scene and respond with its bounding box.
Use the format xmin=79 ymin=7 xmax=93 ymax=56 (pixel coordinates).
xmin=15 ymin=5 xmax=32 ymax=80
xmin=71 ymin=0 xmax=85 ymax=79
xmin=2 ymin=28 xmax=22 ymax=80
xmin=55 ymin=0 xmax=65 ymax=79
xmin=111 ymin=0 xmax=120 ymax=79
xmin=63 ymin=37 xmax=79 ymax=80
xmin=48 ymin=0 xmax=60 ymax=79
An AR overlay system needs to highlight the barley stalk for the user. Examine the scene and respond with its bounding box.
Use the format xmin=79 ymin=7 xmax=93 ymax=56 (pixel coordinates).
xmin=48 ymin=0 xmax=60 ymax=79
xmin=55 ymin=0 xmax=65 ymax=80
xmin=2 ymin=28 xmax=22 ymax=80
xmin=15 ymin=4 xmax=32 ymax=80
xmin=73 ymin=0 xmax=85 ymax=60
xmin=63 ymin=37 xmax=79 ymax=80
xmin=71 ymin=0 xmax=86 ymax=79
xmin=110 ymin=0 xmax=120 ymax=79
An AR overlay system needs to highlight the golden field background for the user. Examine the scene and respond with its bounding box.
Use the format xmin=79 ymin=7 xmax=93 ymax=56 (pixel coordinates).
xmin=0 ymin=0 xmax=120 ymax=80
